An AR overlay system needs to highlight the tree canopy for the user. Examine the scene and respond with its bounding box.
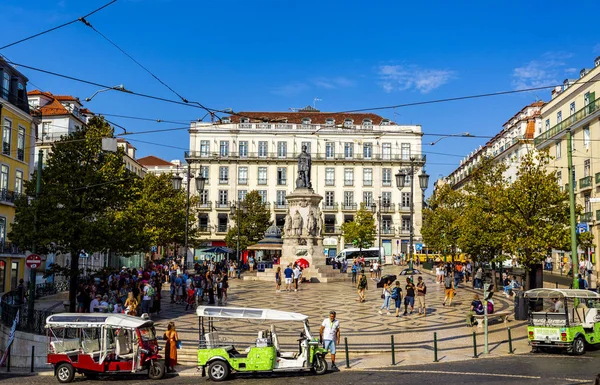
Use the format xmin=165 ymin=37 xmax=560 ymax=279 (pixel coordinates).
xmin=341 ymin=204 xmax=376 ymax=249
xmin=225 ymin=191 xmax=271 ymax=253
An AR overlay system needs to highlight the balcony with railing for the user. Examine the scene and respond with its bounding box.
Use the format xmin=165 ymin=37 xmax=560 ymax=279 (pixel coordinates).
xmin=216 ymin=224 xmax=229 ymax=233
xmin=216 ymin=201 xmax=230 ymax=210
xmin=0 ymin=242 xmax=24 ymax=255
xmin=534 ymin=98 xmax=600 ymax=146
xmin=581 ymin=212 xmax=593 ymax=222
xmin=273 ymin=202 xmax=288 ymax=210
xmin=565 ymin=181 xmax=578 ymax=192
xmin=596 ymin=210 xmax=600 ymax=221
xmin=381 ymin=227 xmax=394 ymax=235
xmin=198 ymin=225 xmax=211 ymax=233
xmin=580 ymin=176 xmax=593 ymax=190
xmin=197 ymin=201 xmax=212 ymax=210
xmin=0 ymin=189 xmax=23 ymax=204
xmin=342 ymin=203 xmax=357 ymax=211
xmin=344 ymin=179 xmax=354 ymax=186
xmin=398 ymin=204 xmax=411 ymax=212
xmin=322 ymin=202 xmax=338 ymax=211
xmin=325 ymin=179 xmax=335 ymax=186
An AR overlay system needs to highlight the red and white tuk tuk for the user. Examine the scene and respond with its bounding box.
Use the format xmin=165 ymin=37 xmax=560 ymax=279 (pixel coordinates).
xmin=45 ymin=313 xmax=165 ymax=383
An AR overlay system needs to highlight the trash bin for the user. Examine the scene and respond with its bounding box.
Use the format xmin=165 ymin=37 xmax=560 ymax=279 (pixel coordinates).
xmin=514 ymin=290 xmax=528 ymax=320
xmin=257 ymin=263 xmax=265 ymax=272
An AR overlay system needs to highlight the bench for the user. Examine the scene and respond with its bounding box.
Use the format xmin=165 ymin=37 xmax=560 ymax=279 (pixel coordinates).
xmin=473 ymin=310 xmax=512 ymax=328
xmin=51 ymin=339 xmax=80 ymax=354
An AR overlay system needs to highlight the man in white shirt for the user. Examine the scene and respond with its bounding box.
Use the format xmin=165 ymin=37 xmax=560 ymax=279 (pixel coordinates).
xmin=372 ymin=261 xmax=380 ymax=279
xmin=550 ymin=298 xmax=565 ymax=313
xmin=293 ymin=265 xmax=301 ymax=292
xmin=89 ymin=294 xmax=101 ymax=313
xmin=319 ymin=310 xmax=340 ymax=370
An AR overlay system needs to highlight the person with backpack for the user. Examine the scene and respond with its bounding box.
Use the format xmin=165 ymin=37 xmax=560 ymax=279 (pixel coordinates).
xmin=392 ymin=281 xmax=403 ymax=317
xmin=416 ymin=276 xmax=427 ymax=315
xmin=467 ymin=294 xmax=485 ymax=326
xmin=356 ymin=271 xmax=368 ymax=302
xmin=443 ymin=273 xmax=455 ymax=306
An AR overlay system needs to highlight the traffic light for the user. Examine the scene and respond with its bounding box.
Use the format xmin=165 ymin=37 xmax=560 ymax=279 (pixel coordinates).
xmin=483 ymin=283 xmax=494 ymax=301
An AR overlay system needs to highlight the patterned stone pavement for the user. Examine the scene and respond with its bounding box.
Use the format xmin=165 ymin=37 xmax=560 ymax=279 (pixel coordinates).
xmin=152 ymin=265 xmax=529 ymax=357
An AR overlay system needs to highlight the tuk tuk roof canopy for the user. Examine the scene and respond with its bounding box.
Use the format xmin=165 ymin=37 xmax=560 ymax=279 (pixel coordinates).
xmin=196 ymin=306 xmax=308 ymax=321
xmin=524 ymin=288 xmax=600 ymax=299
xmin=45 ymin=313 xmax=154 ymax=328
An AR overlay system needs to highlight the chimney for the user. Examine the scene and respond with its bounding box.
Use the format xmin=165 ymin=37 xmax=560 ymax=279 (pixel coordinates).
xmin=551 ymin=86 xmax=562 ymax=99
xmin=595 ymin=56 xmax=600 ymax=68
xmin=580 ymin=68 xmax=589 ymax=78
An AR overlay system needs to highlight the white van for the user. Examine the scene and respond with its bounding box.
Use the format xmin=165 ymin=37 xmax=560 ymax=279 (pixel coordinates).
xmin=334 ymin=247 xmax=384 ymax=265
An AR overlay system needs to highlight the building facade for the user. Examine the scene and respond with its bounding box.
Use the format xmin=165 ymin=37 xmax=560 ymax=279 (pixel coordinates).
xmin=534 ymin=56 xmax=600 ymax=269
xmin=444 ymin=101 xmax=543 ymax=190
xmin=186 ymin=108 xmax=426 ymax=258
xmin=0 ymin=57 xmax=37 ymax=293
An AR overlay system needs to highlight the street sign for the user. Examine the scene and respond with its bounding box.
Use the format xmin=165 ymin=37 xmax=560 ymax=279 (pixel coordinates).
xmin=26 ymin=254 xmax=42 ymax=269
xmin=577 ymin=223 xmax=589 ymax=234
xmin=415 ymin=243 xmax=423 ymax=251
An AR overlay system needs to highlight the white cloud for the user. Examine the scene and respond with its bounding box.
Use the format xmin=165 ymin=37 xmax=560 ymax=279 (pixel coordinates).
xmin=312 ymin=76 xmax=356 ymax=89
xmin=376 ymin=65 xmax=454 ymax=94
xmin=270 ymin=82 xmax=309 ymax=97
xmin=512 ymin=52 xmax=572 ymax=90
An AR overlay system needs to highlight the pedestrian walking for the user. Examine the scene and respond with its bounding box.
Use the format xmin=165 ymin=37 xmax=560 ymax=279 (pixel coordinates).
xmin=275 ymin=266 xmax=282 ymax=293
xmin=443 ymin=273 xmax=455 ymax=306
xmin=392 ymin=281 xmax=403 ymax=317
xmin=379 ymin=282 xmax=392 ymax=315
xmin=351 ymin=262 xmax=357 ymax=284
xmin=284 ymin=264 xmax=294 ymax=291
xmin=319 ymin=310 xmax=340 ymax=370
xmin=163 ymin=322 xmax=179 ymax=372
xmin=416 ymin=276 xmax=427 ymax=315
xmin=293 ymin=264 xmax=302 ymax=291
xmin=403 ymin=277 xmax=415 ymax=315
xmin=356 ymin=271 xmax=368 ymax=302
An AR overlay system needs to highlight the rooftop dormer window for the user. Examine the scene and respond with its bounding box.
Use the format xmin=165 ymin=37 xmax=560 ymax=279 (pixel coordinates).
xmin=325 ymin=118 xmax=335 ymax=126
xmin=362 ymin=119 xmax=373 ymax=129
xmin=222 ymin=117 xmax=231 ymax=124
xmin=301 ymin=118 xmax=311 ymax=126
xmin=381 ymin=119 xmax=390 ymax=126
xmin=343 ymin=118 xmax=354 ymax=128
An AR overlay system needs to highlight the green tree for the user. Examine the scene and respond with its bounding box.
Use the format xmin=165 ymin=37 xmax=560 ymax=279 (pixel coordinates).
xmin=456 ymin=157 xmax=508 ymax=264
xmin=422 ymin=184 xmax=464 ymax=260
xmin=225 ymin=191 xmax=271 ymax=253
xmin=9 ymin=117 xmax=141 ymax=311
xmin=500 ymin=151 xmax=570 ymax=288
xmin=341 ymin=204 xmax=376 ymax=250
xmin=577 ymin=231 xmax=595 ymax=262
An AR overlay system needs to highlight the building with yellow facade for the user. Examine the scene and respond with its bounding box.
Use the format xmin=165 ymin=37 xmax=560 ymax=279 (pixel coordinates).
xmin=534 ymin=56 xmax=600 ymax=271
xmin=0 ymin=57 xmax=37 ymax=293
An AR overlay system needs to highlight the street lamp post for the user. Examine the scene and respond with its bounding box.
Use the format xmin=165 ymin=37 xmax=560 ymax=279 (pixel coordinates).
xmin=395 ymin=156 xmax=429 ymax=270
xmin=230 ymin=201 xmax=247 ymax=266
xmin=371 ymin=196 xmax=383 ymax=265
xmin=171 ymin=164 xmax=206 ymax=270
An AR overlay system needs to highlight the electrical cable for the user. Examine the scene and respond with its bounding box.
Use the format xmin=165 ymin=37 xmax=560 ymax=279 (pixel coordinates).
xmin=0 ymin=0 xmax=118 ymax=51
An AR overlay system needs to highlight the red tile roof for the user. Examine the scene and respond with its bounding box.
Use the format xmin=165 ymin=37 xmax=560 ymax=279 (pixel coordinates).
xmin=27 ymin=90 xmax=53 ymax=98
xmin=137 ymin=155 xmax=176 ymax=167
xmin=230 ymin=111 xmax=392 ymax=125
xmin=38 ymin=99 xmax=70 ymax=117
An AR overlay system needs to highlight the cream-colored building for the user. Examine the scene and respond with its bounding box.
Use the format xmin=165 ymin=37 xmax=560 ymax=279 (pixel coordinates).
xmin=186 ymin=108 xmax=426 ymax=256
xmin=534 ymin=56 xmax=600 ymax=268
xmin=444 ymin=102 xmax=543 ymax=190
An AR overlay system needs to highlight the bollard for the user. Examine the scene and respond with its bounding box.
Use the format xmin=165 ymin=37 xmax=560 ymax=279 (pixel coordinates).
xmin=508 ymin=327 xmax=514 ymax=354
xmin=6 ymin=346 xmax=10 ymax=372
xmin=344 ymin=337 xmax=350 ymax=368
xmin=555 ymin=282 xmax=558 ymax=288
xmin=31 ymin=345 xmax=35 ymax=373
xmin=472 ymin=331 xmax=478 ymax=358
xmin=433 ymin=332 xmax=439 ymax=362
xmin=391 ymin=335 xmax=396 ymax=365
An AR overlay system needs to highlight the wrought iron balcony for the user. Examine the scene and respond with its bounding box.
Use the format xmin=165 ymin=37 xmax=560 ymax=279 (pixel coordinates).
xmin=216 ymin=225 xmax=229 ymax=233
xmin=197 ymin=201 xmax=212 ymax=210
xmin=322 ymin=203 xmax=338 ymax=211
xmin=273 ymin=202 xmax=288 ymax=210
xmin=580 ymin=176 xmax=592 ymax=190
xmin=0 ymin=189 xmax=23 ymax=203
xmin=216 ymin=201 xmax=230 ymax=210
xmin=595 ymin=172 xmax=600 ymax=185
xmin=0 ymin=242 xmax=23 ymax=255
xmin=381 ymin=203 xmax=395 ymax=213
xmin=581 ymin=212 xmax=593 ymax=222
xmin=381 ymin=227 xmax=394 ymax=235
xmin=535 ymin=98 xmax=600 ymax=146
xmin=596 ymin=210 xmax=600 ymax=222
xmin=342 ymin=203 xmax=357 ymax=211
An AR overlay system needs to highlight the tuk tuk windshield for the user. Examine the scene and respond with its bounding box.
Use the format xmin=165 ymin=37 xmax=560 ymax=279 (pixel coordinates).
xmin=139 ymin=327 xmax=156 ymax=342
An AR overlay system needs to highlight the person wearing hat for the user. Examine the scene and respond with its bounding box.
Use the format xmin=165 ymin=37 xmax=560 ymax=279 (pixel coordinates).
xmin=90 ymin=294 xmax=101 ymax=313
xmin=319 ymin=310 xmax=340 ymax=370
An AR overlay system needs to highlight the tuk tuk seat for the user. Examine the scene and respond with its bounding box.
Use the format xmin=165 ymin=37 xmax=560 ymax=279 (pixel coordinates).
xmin=204 ymin=332 xmax=233 ymax=351
xmin=51 ymin=339 xmax=80 ymax=354
xmin=584 ymin=308 xmax=598 ymax=329
xmin=115 ymin=335 xmax=134 ymax=359
xmin=82 ymin=340 xmax=101 ymax=354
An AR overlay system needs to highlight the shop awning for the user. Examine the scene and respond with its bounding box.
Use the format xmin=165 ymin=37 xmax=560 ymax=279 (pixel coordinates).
xmin=247 ymin=243 xmax=283 ymax=251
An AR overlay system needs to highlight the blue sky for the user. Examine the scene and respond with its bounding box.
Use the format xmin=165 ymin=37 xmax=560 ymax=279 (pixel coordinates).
xmin=2 ymin=0 xmax=599 ymax=194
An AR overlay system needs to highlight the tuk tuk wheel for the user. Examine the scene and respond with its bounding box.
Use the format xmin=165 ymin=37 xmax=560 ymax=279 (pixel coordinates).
xmin=56 ymin=363 xmax=75 ymax=383
xmin=208 ymin=360 xmax=230 ymax=381
xmin=572 ymin=336 xmax=586 ymax=355
xmin=311 ymin=354 xmax=328 ymax=375
xmin=148 ymin=361 xmax=166 ymax=380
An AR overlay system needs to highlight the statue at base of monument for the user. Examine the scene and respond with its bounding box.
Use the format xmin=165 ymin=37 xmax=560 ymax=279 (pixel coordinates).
xmin=296 ymin=145 xmax=312 ymax=189
xmin=284 ymin=209 xmax=293 ymax=236
xmin=292 ymin=209 xmax=303 ymax=236
xmin=306 ymin=209 xmax=317 ymax=237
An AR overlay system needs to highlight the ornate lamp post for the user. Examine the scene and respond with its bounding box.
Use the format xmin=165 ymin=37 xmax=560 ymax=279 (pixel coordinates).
xmin=171 ymin=165 xmax=206 ymax=269
xmin=371 ymin=196 xmax=383 ymax=265
xmin=395 ymin=156 xmax=429 ymax=270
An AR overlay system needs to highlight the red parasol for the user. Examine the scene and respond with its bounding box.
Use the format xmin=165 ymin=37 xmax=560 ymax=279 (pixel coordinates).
xmin=295 ymin=258 xmax=310 ymax=269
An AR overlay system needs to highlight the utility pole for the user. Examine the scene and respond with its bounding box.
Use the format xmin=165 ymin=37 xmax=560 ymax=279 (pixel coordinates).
xmin=27 ymin=150 xmax=43 ymax=321
xmin=567 ymin=128 xmax=579 ymax=289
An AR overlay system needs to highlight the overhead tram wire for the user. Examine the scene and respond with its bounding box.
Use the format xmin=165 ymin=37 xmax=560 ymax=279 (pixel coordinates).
xmin=0 ymin=0 xmax=118 ymax=51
